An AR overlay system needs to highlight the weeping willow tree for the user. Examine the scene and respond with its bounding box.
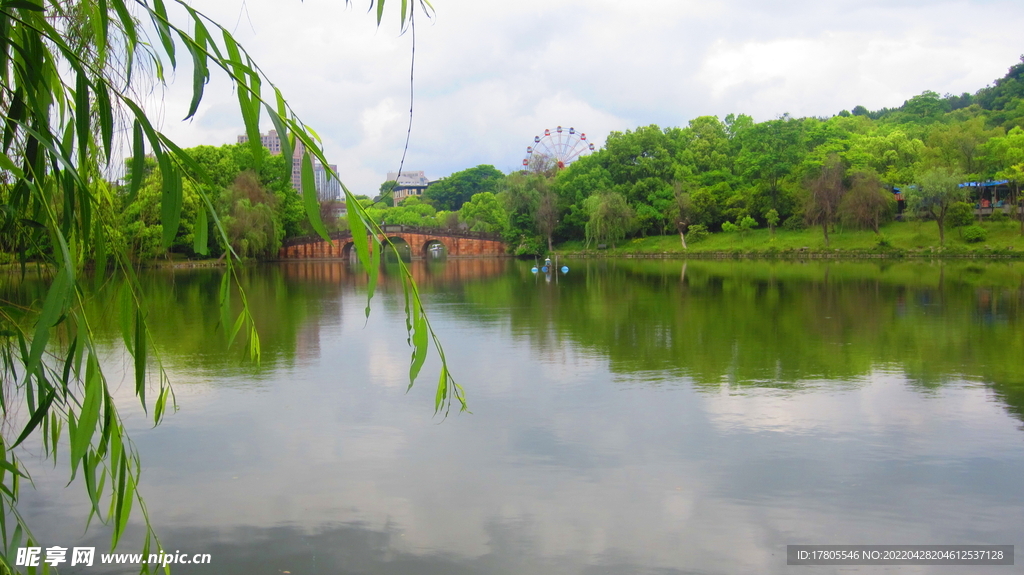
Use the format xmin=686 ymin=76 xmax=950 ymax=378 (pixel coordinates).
xmin=0 ymin=0 xmax=464 ymax=571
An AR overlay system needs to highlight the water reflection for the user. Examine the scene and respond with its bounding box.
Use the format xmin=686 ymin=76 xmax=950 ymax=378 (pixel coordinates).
xmin=12 ymin=259 xmax=1024 ymax=575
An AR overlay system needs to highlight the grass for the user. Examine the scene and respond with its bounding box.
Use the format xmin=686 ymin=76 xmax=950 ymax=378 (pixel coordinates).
xmin=554 ymin=219 xmax=1024 ymax=257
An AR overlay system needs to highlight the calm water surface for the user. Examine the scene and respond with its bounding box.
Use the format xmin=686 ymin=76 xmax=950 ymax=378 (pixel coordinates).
xmin=18 ymin=259 xmax=1024 ymax=574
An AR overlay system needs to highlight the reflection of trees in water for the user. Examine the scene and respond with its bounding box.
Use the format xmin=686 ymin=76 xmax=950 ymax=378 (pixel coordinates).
xmin=3 ymin=260 xmax=1022 ymax=421
xmin=452 ymin=260 xmax=1024 ymax=423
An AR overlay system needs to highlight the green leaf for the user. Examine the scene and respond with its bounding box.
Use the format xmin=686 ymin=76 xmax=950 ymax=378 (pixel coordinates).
xmin=95 ymin=82 xmax=113 ymax=161
xmin=26 ymin=266 xmax=71 ymax=377
xmin=347 ymin=194 xmax=370 ymax=269
xmin=159 ymin=166 xmax=182 ymax=249
xmin=266 ymin=103 xmax=292 ymax=172
xmin=70 ymin=355 xmax=103 ymax=476
xmin=0 ymin=151 xmax=23 ymax=178
xmin=134 ymin=309 xmax=147 ymax=409
xmin=11 ymin=386 xmax=54 ymax=448
xmin=408 ymin=308 xmax=427 ymax=387
xmin=435 ymin=366 xmax=448 ymax=414
xmin=1 ymin=0 xmax=44 ymax=11
xmin=75 ymin=71 xmax=90 ymax=164
xmin=151 ymin=0 xmax=176 ymax=68
xmin=366 ymin=236 xmax=380 ymax=318
xmin=129 ymin=121 xmax=145 ymax=202
xmin=194 ymin=204 xmax=208 ymax=255
xmin=183 ymin=27 xmax=208 ymax=121
xmin=301 ymin=152 xmax=330 ymax=241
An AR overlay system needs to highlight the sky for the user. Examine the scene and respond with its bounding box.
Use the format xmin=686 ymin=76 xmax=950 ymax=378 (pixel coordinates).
xmin=151 ymin=0 xmax=1024 ymax=196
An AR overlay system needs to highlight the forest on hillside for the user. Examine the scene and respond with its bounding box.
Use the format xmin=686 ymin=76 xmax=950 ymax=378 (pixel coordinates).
xmin=368 ymin=56 xmax=1024 ymax=254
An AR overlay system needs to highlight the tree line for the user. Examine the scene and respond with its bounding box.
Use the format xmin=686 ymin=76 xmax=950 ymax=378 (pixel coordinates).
xmin=365 ymin=56 xmax=1024 ymax=253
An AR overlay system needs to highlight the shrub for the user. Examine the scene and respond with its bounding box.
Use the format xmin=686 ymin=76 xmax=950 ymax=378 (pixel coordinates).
xmin=876 ymin=234 xmax=892 ymax=248
xmin=738 ymin=216 xmax=757 ymax=232
xmin=687 ymin=224 xmax=709 ymax=243
xmin=782 ymin=215 xmax=805 ymax=230
xmin=946 ymin=201 xmax=974 ymax=228
xmin=989 ymin=209 xmax=1008 ymax=224
xmin=721 ymin=221 xmax=739 ymax=233
xmin=962 ymin=225 xmax=987 ymax=243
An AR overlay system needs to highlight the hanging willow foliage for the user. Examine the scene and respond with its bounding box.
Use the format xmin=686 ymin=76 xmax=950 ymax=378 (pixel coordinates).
xmin=0 ymin=0 xmax=464 ymax=571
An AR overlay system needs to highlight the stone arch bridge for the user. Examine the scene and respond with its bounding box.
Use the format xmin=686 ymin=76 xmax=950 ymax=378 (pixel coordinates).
xmin=278 ymin=225 xmax=507 ymax=260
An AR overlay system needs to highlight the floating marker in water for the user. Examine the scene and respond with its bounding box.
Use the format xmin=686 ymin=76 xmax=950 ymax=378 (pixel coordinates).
xmin=561 ymin=266 xmax=569 ymax=273
xmin=541 ymin=266 xmax=549 ymax=273
xmin=531 ymin=267 xmax=538 ymax=273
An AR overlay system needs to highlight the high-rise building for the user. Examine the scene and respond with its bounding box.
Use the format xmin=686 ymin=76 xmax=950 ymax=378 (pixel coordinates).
xmin=237 ymin=130 xmax=339 ymax=201
xmin=385 ymin=171 xmax=430 ymax=203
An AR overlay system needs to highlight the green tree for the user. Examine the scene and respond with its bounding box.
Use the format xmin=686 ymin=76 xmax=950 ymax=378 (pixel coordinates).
xmin=459 ymin=192 xmax=506 ymax=233
xmin=735 ymin=115 xmax=806 ymax=212
xmin=906 ymin=167 xmax=968 ymax=245
xmin=667 ymin=184 xmax=694 ymax=248
xmin=425 ymin=165 xmax=504 ymax=211
xmin=805 ymin=153 xmax=847 ymax=246
xmin=765 ymin=208 xmax=780 ymax=236
xmin=584 ymin=192 xmax=634 ymax=248
xmin=839 ymin=170 xmax=893 ymax=234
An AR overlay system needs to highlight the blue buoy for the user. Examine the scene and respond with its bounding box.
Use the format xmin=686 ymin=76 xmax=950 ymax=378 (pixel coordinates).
xmin=531 ymin=267 xmax=538 ymax=273
xmin=561 ymin=266 xmax=569 ymax=273
xmin=541 ymin=266 xmax=548 ymax=273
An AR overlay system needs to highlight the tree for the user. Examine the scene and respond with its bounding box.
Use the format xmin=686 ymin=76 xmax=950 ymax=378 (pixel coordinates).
xmin=765 ymin=208 xmax=779 ymax=236
xmin=735 ymin=115 xmax=806 ymax=212
xmin=218 ymin=171 xmax=281 ymax=258
xmin=840 ymin=170 xmax=893 ymax=234
xmin=459 ymin=192 xmax=506 ymax=233
xmin=905 ymin=167 xmax=968 ymax=245
xmin=0 ymin=1 xmax=463 ymax=569
xmin=424 ymin=165 xmax=504 ymax=211
xmin=378 ymin=180 xmax=399 ymax=206
xmin=667 ymin=183 xmax=694 ymax=248
xmin=805 ymin=154 xmax=847 ymax=246
xmin=584 ymin=192 xmax=634 ymax=248
xmin=536 ymin=187 xmax=560 ymax=252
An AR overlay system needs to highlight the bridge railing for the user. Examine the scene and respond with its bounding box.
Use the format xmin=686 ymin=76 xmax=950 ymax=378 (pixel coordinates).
xmin=281 ymin=225 xmax=503 ymax=247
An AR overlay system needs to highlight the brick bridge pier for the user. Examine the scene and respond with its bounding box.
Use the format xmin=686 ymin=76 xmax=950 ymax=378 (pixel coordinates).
xmin=278 ymin=225 xmax=507 ymax=259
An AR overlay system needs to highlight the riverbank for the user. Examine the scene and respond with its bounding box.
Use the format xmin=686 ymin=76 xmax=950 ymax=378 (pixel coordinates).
xmin=554 ymin=220 xmax=1024 ymax=258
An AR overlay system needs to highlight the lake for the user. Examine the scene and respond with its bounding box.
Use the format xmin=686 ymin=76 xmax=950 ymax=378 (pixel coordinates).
xmin=15 ymin=258 xmax=1024 ymax=574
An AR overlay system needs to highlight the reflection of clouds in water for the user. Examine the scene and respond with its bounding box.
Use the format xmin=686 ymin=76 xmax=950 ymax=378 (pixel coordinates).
xmin=703 ymin=369 xmax=1017 ymax=447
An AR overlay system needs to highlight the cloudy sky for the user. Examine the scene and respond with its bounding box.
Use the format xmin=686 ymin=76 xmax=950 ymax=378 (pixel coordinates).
xmin=152 ymin=0 xmax=1024 ymax=195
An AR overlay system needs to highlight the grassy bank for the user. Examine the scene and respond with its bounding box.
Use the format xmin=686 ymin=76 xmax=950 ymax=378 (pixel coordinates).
xmin=554 ymin=220 xmax=1024 ymax=258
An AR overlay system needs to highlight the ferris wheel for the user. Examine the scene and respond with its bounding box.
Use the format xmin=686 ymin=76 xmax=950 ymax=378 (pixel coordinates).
xmin=523 ymin=126 xmax=595 ymax=171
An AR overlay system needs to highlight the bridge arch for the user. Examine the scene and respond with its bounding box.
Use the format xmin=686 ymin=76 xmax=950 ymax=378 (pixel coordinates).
xmin=422 ymin=238 xmax=448 ymax=258
xmin=341 ymin=241 xmax=355 ymax=261
xmin=383 ymin=237 xmax=412 ymax=262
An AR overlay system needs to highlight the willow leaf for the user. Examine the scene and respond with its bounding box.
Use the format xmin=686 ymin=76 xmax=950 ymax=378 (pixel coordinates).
xmin=365 ymin=236 xmax=380 ymax=318
xmin=347 ymin=195 xmax=370 ymax=269
xmin=95 ymin=81 xmax=113 ymax=161
xmin=408 ymin=310 xmax=427 ymax=388
xmin=70 ymin=355 xmax=102 ymax=477
xmin=435 ymin=366 xmax=448 ymax=414
xmin=128 ymin=120 xmax=145 ymax=202
xmin=11 ymin=386 xmax=54 ymax=448
xmin=159 ymin=167 xmax=182 ymax=249
xmin=183 ymin=34 xmax=207 ymax=121
xmin=134 ymin=309 xmax=146 ymax=409
xmin=300 ymin=152 xmax=329 ymax=241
